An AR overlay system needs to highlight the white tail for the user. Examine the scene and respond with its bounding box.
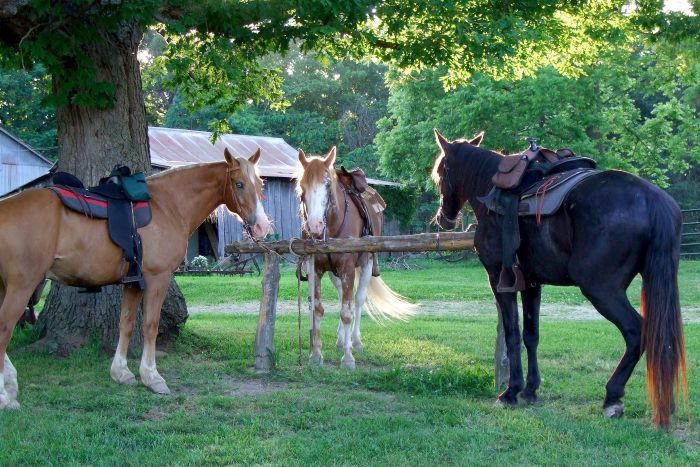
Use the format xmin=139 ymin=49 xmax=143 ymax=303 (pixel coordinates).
xmin=356 ymin=272 xmax=418 ymax=323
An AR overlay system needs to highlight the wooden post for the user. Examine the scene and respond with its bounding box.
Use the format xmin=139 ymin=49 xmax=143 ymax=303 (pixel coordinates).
xmin=306 ymin=254 xmax=316 ymax=361
xmin=253 ymin=253 xmax=280 ymax=372
xmin=494 ymin=307 xmax=509 ymax=389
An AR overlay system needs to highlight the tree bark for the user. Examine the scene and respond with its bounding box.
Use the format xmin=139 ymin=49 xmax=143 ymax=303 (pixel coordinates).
xmin=35 ymin=21 xmax=188 ymax=355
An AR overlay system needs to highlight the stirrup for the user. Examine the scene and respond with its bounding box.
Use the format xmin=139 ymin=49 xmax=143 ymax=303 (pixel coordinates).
xmin=497 ymin=265 xmax=526 ymax=293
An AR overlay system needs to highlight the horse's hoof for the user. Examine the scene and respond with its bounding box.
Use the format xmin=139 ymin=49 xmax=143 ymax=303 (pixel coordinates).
xmin=604 ymin=402 xmax=624 ymax=419
xmin=147 ymin=380 xmax=171 ymax=395
xmin=521 ymin=391 xmax=538 ymax=405
xmin=112 ymin=370 xmax=138 ymax=385
xmin=309 ymin=354 xmax=324 ymax=366
xmin=340 ymin=356 xmax=356 ymax=370
xmin=352 ymin=341 xmax=364 ymax=352
xmin=0 ymin=394 xmax=20 ymax=410
xmin=496 ymin=394 xmax=518 ymax=407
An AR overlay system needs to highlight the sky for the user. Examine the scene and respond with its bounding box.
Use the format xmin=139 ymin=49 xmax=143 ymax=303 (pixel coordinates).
xmin=664 ymin=0 xmax=694 ymax=14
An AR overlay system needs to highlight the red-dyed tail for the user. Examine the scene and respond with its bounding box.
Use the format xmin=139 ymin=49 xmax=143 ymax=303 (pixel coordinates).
xmin=641 ymin=197 xmax=687 ymax=428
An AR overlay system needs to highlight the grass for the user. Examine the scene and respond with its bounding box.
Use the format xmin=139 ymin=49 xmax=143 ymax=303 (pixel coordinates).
xmin=0 ymin=259 xmax=698 ymax=465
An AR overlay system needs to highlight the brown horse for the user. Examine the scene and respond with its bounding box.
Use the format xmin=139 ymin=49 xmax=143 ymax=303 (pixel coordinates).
xmin=296 ymin=147 xmax=417 ymax=368
xmin=0 ymin=148 xmax=271 ymax=408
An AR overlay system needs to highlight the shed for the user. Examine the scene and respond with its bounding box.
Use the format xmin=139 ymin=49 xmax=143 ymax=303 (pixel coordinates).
xmin=0 ymin=126 xmax=53 ymax=197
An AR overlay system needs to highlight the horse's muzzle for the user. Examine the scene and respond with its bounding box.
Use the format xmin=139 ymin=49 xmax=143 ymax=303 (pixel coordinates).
xmin=437 ymin=211 xmax=457 ymax=231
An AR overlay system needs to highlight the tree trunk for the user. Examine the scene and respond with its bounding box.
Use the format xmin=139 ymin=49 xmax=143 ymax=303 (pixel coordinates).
xmin=35 ymin=21 xmax=188 ymax=355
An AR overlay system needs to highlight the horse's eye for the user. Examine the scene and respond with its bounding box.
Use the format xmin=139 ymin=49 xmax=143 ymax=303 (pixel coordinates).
xmin=236 ymin=182 xmax=244 ymax=189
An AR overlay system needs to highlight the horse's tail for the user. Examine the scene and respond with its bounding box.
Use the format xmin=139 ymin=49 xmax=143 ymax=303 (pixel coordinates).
xmin=362 ymin=275 xmax=418 ymax=323
xmin=641 ymin=194 xmax=687 ymax=428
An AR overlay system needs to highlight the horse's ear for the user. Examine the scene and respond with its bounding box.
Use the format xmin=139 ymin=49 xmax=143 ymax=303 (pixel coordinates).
xmin=298 ymin=149 xmax=308 ymax=167
xmin=224 ymin=148 xmax=239 ymax=167
xmin=324 ymin=146 xmax=337 ymax=168
xmin=248 ymin=147 xmax=261 ymax=165
xmin=434 ymin=129 xmax=450 ymax=152
xmin=468 ymin=131 xmax=484 ymax=147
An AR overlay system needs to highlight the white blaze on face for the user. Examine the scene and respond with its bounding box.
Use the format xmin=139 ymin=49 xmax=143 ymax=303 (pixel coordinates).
xmin=305 ymin=180 xmax=328 ymax=236
xmin=253 ymin=198 xmax=271 ymax=239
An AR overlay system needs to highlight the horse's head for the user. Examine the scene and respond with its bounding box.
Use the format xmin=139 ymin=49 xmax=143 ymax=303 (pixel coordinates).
xmin=296 ymin=146 xmax=338 ymax=238
xmin=223 ymin=147 xmax=271 ymax=240
xmin=431 ymin=129 xmax=484 ymax=230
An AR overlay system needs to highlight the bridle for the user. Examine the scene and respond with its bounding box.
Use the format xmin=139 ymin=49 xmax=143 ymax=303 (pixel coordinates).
xmin=223 ymin=165 xmax=255 ymax=238
xmin=436 ymin=156 xmax=461 ymax=226
xmin=300 ymin=172 xmax=349 ymax=241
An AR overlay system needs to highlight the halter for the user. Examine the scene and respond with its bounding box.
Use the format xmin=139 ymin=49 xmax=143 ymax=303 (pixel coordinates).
xmin=224 ymin=165 xmax=255 ymax=238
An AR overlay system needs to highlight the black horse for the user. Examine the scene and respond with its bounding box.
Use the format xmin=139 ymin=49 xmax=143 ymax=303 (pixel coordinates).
xmin=431 ymin=129 xmax=686 ymax=428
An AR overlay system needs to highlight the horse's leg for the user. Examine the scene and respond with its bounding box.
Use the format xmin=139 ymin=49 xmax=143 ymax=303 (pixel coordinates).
xmin=0 ymin=283 xmax=35 ymax=409
xmin=520 ymin=284 xmax=542 ymax=404
xmin=139 ymin=273 xmax=171 ymax=394
xmin=351 ymin=259 xmax=373 ymax=352
xmin=489 ymin=275 xmax=524 ymax=405
xmin=579 ymin=287 xmax=642 ymax=418
xmin=338 ymin=265 xmax=357 ymax=369
xmin=110 ymin=285 xmax=143 ymax=385
xmin=310 ymin=270 xmax=325 ymax=365
xmin=329 ymin=272 xmax=345 ymax=352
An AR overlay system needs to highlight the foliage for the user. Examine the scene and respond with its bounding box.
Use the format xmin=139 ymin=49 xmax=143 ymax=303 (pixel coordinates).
xmin=0 ymin=65 xmax=57 ymax=158
xmin=189 ymin=255 xmax=211 ymax=271
xmin=375 ymin=40 xmax=700 ymax=222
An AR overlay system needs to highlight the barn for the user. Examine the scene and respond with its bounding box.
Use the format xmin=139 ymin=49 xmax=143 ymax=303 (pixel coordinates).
xmin=0 ymin=126 xmax=53 ymax=197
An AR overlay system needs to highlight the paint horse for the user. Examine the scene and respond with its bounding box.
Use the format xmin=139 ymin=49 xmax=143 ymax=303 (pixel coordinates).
xmin=0 ymin=148 xmax=271 ymax=408
xmin=296 ymin=147 xmax=417 ymax=368
xmin=431 ymin=130 xmax=686 ymax=428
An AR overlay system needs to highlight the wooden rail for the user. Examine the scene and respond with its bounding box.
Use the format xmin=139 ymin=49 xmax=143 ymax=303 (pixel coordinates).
xmin=225 ymin=231 xmax=475 ymax=255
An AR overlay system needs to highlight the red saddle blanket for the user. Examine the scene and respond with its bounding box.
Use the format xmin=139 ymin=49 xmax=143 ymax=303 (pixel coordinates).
xmin=47 ymin=186 xmax=152 ymax=228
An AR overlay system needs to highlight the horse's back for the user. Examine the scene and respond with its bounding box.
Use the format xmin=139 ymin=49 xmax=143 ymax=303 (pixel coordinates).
xmin=518 ymin=170 xmax=679 ymax=287
xmin=565 ymin=170 xmax=680 ymax=286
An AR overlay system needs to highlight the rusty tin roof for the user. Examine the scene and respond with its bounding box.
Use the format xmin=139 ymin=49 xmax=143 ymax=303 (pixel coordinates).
xmin=148 ymin=127 xmax=398 ymax=186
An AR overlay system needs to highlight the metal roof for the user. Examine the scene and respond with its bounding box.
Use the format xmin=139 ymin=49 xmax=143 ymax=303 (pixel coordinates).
xmin=148 ymin=127 xmax=399 ymax=186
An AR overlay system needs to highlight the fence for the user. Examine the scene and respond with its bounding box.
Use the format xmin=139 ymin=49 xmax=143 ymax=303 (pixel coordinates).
xmin=225 ymin=231 xmax=509 ymax=387
xmin=681 ymin=208 xmax=700 ymax=258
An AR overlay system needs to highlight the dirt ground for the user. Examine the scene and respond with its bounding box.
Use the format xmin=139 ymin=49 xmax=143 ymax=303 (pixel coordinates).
xmin=189 ymin=300 xmax=700 ymax=323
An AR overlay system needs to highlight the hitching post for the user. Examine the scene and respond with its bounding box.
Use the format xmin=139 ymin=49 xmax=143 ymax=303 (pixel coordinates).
xmin=306 ymin=254 xmax=316 ymax=360
xmin=253 ymin=253 xmax=280 ymax=372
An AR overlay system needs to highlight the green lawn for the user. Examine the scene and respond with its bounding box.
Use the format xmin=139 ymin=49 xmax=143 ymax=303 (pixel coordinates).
xmin=0 ymin=260 xmax=698 ymax=465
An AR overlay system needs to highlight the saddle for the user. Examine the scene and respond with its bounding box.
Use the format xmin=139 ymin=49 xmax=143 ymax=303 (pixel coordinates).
xmin=47 ymin=165 xmax=152 ymax=290
xmin=337 ymin=166 xmax=386 ymax=239
xmin=484 ymin=140 xmax=598 ymax=293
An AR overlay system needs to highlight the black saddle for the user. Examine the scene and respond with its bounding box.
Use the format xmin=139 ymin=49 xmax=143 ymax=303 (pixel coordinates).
xmin=47 ymin=166 xmax=152 ymax=290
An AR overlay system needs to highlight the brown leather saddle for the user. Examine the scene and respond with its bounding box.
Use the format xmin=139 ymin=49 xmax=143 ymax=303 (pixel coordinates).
xmin=485 ymin=140 xmax=597 ymax=293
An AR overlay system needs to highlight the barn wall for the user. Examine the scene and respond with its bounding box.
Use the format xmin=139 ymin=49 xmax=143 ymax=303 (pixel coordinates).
xmin=0 ymin=131 xmax=52 ymax=196
xmin=217 ymin=177 xmax=301 ymax=257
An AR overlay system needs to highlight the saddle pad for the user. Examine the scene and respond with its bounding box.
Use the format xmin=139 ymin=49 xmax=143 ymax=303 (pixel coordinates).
xmin=47 ymin=186 xmax=152 ymax=228
xmin=517 ymin=169 xmax=599 ymax=217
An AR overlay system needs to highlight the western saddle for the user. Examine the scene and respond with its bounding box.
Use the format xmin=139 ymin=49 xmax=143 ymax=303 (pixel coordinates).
xmin=48 ymin=165 xmax=152 ymax=290
xmin=484 ymin=139 xmax=598 ymax=293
